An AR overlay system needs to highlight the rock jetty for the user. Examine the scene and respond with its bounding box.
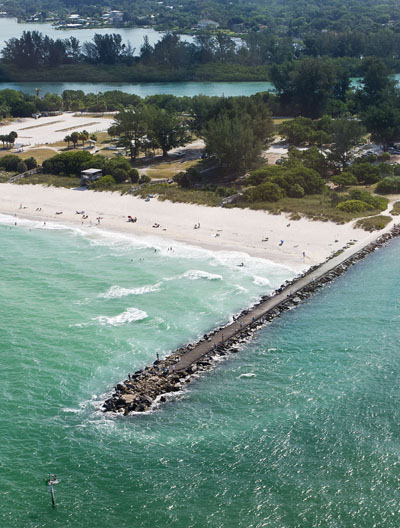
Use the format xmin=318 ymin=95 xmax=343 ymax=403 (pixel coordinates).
xmin=102 ymin=224 xmax=400 ymax=416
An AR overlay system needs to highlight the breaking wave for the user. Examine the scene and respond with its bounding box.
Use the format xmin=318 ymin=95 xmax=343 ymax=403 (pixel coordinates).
xmin=98 ymin=283 xmax=161 ymax=299
xmin=94 ymin=307 xmax=148 ymax=326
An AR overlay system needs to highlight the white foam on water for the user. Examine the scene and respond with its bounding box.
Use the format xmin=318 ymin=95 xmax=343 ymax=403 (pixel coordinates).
xmin=98 ymin=282 xmax=162 ymax=299
xmin=181 ymin=270 xmax=223 ymax=281
xmin=253 ymin=276 xmax=271 ymax=286
xmin=238 ymin=372 xmax=257 ymax=378
xmin=0 ymin=212 xmax=296 ymax=295
xmin=94 ymin=307 xmax=148 ymax=326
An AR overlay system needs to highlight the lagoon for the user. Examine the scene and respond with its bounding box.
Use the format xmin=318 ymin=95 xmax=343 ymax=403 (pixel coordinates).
xmin=0 ymin=17 xmax=193 ymax=51
xmin=0 ymin=80 xmax=274 ymax=97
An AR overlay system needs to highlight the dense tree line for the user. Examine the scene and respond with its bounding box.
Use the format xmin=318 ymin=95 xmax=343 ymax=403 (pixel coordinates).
xmin=5 ymin=0 xmax=400 ymax=36
xmin=5 ymin=28 xmax=400 ymax=73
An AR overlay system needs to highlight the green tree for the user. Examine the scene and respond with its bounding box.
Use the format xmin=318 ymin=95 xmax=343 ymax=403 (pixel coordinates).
xmin=204 ymin=112 xmax=260 ymax=171
xmin=109 ymin=108 xmax=147 ymax=160
xmin=331 ymin=171 xmax=358 ymax=188
xmin=329 ymin=118 xmax=366 ymax=168
xmin=279 ymin=117 xmax=315 ymax=145
xmin=70 ymin=132 xmax=79 ymax=148
xmin=146 ymin=107 xmax=189 ymax=157
xmin=361 ymin=103 xmax=400 ymax=150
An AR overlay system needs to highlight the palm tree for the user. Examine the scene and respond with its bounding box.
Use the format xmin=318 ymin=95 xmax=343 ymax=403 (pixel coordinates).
xmin=70 ymin=132 xmax=79 ymax=148
xmin=79 ymin=130 xmax=89 ymax=146
xmin=64 ymin=135 xmax=72 ymax=147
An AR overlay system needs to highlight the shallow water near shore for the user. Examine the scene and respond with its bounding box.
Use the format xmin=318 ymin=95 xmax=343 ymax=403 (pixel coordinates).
xmin=1 ymin=219 xmax=400 ymax=527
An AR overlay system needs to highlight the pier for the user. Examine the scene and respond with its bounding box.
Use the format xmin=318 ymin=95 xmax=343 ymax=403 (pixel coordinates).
xmin=102 ymin=224 xmax=400 ymax=415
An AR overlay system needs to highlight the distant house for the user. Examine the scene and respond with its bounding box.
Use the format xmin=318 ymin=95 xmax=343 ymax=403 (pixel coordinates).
xmin=81 ymin=168 xmax=102 ymax=185
xmin=197 ymin=19 xmax=219 ymax=29
xmin=110 ymin=10 xmax=124 ymax=22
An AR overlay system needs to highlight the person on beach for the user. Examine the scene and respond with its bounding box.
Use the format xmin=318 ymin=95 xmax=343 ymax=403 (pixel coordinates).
xmin=279 ymin=240 xmax=284 ymax=246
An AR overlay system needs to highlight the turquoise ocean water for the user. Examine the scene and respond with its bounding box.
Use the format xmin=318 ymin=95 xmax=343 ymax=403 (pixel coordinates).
xmin=1 ymin=215 xmax=399 ymax=527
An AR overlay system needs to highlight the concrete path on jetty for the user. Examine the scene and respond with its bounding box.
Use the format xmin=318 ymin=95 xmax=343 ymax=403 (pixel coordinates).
xmin=103 ymin=220 xmax=400 ymax=415
xmin=175 ymin=224 xmax=398 ymax=372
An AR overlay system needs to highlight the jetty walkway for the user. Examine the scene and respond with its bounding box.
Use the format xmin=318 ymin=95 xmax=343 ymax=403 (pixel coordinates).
xmin=103 ymin=224 xmax=400 ymax=415
xmin=175 ymin=224 xmax=399 ymax=371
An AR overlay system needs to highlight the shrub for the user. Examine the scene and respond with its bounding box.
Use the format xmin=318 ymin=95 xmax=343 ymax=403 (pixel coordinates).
xmin=337 ymin=199 xmax=373 ymax=212
xmin=246 ymin=166 xmax=279 ymax=186
xmin=0 ymin=154 xmax=20 ymax=171
xmin=331 ymin=171 xmax=358 ymax=188
xmin=16 ymin=160 xmax=27 ymax=173
xmin=348 ymin=189 xmax=387 ymax=210
xmin=93 ymin=175 xmax=116 ymax=188
xmin=112 ymin=168 xmax=128 ymax=183
xmin=288 ymin=183 xmax=305 ymax=198
xmin=378 ymin=163 xmax=394 ymax=178
xmin=139 ymin=174 xmax=151 ymax=184
xmin=351 ymin=163 xmax=380 ymax=184
xmin=375 ymin=177 xmax=400 ymax=194
xmin=245 ymin=182 xmax=284 ymax=202
xmin=42 ymin=151 xmax=93 ymax=176
xmin=128 ymin=168 xmax=139 ymax=183
xmin=104 ymin=156 xmax=131 ymax=176
xmin=285 ymin=166 xmax=326 ymax=194
xmin=24 ymin=157 xmax=37 ymax=170
xmin=355 ymin=215 xmax=392 ymax=231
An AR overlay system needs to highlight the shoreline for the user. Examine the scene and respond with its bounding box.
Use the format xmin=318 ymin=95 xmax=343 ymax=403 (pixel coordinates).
xmin=103 ymin=224 xmax=400 ymax=415
xmin=1 ymin=182 xmax=398 ymax=415
xmin=0 ymin=183 xmax=376 ymax=272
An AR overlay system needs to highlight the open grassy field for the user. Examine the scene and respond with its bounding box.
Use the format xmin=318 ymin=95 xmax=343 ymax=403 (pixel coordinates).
xmin=144 ymin=159 xmax=199 ymax=179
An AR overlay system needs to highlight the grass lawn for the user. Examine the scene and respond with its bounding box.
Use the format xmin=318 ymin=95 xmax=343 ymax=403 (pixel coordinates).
xmin=145 ymin=159 xmax=199 ymax=179
xmin=272 ymin=118 xmax=293 ymax=127
xmin=20 ymin=149 xmax=59 ymax=164
xmin=390 ymin=201 xmax=400 ymax=215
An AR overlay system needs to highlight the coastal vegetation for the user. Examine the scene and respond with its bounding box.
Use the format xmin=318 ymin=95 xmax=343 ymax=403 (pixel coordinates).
xmin=354 ymin=215 xmax=392 ymax=231
xmin=1 ymin=49 xmax=400 ymax=230
xmin=5 ymin=0 xmax=400 ymax=44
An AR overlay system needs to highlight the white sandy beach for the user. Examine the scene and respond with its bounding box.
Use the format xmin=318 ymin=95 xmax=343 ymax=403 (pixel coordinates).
xmin=1 ymin=183 xmax=389 ymax=272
